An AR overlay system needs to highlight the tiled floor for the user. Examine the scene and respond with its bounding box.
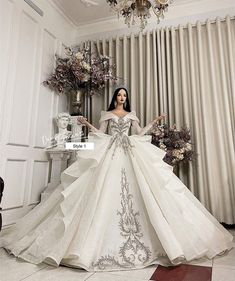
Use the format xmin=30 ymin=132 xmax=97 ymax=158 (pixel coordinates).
xmin=0 ymin=230 xmax=234 ymax=281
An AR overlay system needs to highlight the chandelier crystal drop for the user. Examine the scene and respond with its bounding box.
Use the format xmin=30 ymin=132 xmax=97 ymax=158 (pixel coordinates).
xmin=107 ymin=0 xmax=173 ymax=30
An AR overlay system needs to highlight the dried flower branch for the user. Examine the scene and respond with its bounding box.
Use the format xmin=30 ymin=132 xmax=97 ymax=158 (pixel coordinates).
xmin=43 ymin=46 xmax=117 ymax=95
xmin=151 ymin=124 xmax=197 ymax=166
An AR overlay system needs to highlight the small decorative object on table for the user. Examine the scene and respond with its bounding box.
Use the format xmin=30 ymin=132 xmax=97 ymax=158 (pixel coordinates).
xmin=43 ymin=112 xmax=75 ymax=200
xmin=46 ymin=112 xmax=72 ymax=150
xmin=41 ymin=149 xmax=72 ymax=201
xmin=151 ymin=123 xmax=196 ymax=170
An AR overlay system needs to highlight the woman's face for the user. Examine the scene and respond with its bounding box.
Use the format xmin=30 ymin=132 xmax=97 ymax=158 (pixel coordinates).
xmin=116 ymin=89 xmax=127 ymax=105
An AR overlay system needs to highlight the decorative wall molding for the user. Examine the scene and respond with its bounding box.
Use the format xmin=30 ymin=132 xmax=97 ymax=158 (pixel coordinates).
xmin=24 ymin=0 xmax=44 ymax=17
xmin=48 ymin=0 xmax=77 ymax=29
xmin=29 ymin=160 xmax=49 ymax=204
xmin=2 ymin=159 xmax=27 ymax=209
xmin=0 ymin=0 xmax=76 ymax=226
xmin=7 ymin=11 xmax=39 ymax=147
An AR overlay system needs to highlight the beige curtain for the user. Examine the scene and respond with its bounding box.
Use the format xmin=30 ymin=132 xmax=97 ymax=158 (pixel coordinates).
xmin=84 ymin=16 xmax=235 ymax=224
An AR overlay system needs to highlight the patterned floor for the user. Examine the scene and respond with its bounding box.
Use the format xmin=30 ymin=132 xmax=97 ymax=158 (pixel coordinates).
xmin=0 ymin=229 xmax=234 ymax=281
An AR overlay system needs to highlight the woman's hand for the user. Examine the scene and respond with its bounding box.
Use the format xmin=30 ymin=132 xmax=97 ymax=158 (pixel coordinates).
xmin=77 ymin=116 xmax=88 ymax=125
xmin=154 ymin=113 xmax=167 ymax=124
xmin=77 ymin=116 xmax=99 ymax=132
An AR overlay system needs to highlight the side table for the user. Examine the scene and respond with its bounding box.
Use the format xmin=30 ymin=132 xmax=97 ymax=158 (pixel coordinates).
xmin=41 ymin=149 xmax=76 ymax=201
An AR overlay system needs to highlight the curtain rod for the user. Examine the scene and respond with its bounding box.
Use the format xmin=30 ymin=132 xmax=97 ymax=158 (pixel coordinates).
xmin=82 ymin=15 xmax=235 ymax=44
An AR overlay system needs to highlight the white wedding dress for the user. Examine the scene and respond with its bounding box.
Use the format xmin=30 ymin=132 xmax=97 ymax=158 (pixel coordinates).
xmin=0 ymin=110 xmax=234 ymax=272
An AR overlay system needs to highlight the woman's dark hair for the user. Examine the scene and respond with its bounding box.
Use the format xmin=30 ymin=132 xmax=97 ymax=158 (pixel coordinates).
xmin=107 ymin=87 xmax=131 ymax=112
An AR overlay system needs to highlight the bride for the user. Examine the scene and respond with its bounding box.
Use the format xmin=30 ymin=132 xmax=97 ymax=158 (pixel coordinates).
xmin=0 ymin=87 xmax=233 ymax=272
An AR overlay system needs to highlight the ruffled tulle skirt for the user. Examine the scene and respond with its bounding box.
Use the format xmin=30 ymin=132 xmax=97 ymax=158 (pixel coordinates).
xmin=0 ymin=132 xmax=234 ymax=271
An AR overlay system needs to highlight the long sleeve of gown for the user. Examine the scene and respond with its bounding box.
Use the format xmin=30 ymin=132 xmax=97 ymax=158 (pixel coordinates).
xmin=131 ymin=119 xmax=155 ymax=136
xmin=89 ymin=120 xmax=108 ymax=134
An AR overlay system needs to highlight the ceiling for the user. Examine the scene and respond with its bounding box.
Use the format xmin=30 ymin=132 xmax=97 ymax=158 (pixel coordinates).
xmin=51 ymin=0 xmax=194 ymax=26
xmin=51 ymin=0 xmax=116 ymax=26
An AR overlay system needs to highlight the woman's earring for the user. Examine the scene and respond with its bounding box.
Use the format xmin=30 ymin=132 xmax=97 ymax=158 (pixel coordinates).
xmin=114 ymin=101 xmax=117 ymax=107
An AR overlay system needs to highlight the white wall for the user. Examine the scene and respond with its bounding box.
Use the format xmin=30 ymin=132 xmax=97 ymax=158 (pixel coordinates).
xmin=0 ymin=0 xmax=76 ymax=226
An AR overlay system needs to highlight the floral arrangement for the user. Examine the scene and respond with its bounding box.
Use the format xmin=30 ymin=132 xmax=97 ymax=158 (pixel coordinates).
xmin=151 ymin=124 xmax=196 ymax=166
xmin=43 ymin=46 xmax=117 ymax=96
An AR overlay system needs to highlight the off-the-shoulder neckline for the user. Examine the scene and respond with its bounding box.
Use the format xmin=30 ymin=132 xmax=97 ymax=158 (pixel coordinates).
xmin=110 ymin=111 xmax=130 ymax=118
xmin=103 ymin=110 xmax=135 ymax=118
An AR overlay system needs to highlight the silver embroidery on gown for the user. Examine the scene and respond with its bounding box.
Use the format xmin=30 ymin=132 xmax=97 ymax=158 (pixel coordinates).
xmin=107 ymin=117 xmax=135 ymax=158
xmin=92 ymin=168 xmax=152 ymax=270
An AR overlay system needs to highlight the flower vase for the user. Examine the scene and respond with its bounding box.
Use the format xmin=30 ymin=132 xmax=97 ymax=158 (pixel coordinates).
xmin=68 ymin=90 xmax=85 ymax=143
xmin=69 ymin=89 xmax=84 ymax=116
xmin=173 ymin=165 xmax=179 ymax=176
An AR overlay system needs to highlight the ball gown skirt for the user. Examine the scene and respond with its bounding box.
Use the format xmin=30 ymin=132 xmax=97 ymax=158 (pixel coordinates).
xmin=0 ymin=111 xmax=234 ymax=272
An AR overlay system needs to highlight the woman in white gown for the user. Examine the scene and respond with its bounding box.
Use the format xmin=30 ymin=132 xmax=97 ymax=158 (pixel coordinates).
xmin=0 ymin=87 xmax=234 ymax=272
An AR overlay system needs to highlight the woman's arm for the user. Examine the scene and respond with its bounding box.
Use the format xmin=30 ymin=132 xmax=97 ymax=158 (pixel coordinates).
xmin=77 ymin=116 xmax=108 ymax=133
xmin=132 ymin=114 xmax=166 ymax=136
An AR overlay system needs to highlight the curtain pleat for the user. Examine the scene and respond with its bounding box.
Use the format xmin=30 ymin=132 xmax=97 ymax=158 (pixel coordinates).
xmin=123 ymin=35 xmax=127 ymax=85
xmin=196 ymin=21 xmax=215 ymax=210
xmin=145 ymin=31 xmax=151 ymax=123
xmin=157 ymin=29 xmax=163 ymax=115
xmin=165 ymin=27 xmax=174 ymax=125
xmin=170 ymin=27 xmax=181 ymax=126
xmin=152 ymin=30 xmax=159 ymax=118
xmin=138 ymin=32 xmax=145 ymax=125
xmin=108 ymin=38 xmax=113 ymax=103
xmin=225 ymin=16 xmax=235 ymax=140
xmin=130 ymin=33 xmax=136 ymax=110
xmin=178 ymin=25 xmax=188 ymax=184
xmin=91 ymin=16 xmax=235 ymax=223
xmin=187 ymin=23 xmax=202 ymax=197
xmin=160 ymin=28 xmax=167 ymax=116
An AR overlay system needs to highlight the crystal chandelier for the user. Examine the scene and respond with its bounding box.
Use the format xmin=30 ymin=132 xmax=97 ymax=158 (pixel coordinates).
xmin=107 ymin=0 xmax=173 ymax=30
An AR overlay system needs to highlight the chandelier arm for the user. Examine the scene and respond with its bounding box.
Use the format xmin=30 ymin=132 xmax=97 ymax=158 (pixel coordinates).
xmin=150 ymin=2 xmax=164 ymax=19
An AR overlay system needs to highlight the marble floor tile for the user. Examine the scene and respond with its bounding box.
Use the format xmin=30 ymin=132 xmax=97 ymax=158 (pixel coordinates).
xmin=0 ymin=250 xmax=47 ymax=281
xmin=109 ymin=265 xmax=157 ymax=280
xmin=21 ymin=265 xmax=93 ymax=281
xmin=86 ymin=272 xmax=150 ymax=281
xmin=213 ymin=248 xmax=235 ymax=269
xmin=212 ymin=267 xmax=235 ymax=281
xmin=150 ymin=264 xmax=212 ymax=281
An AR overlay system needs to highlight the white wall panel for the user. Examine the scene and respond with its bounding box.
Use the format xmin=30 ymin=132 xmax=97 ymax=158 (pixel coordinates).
xmin=29 ymin=160 xmax=49 ymax=204
xmin=34 ymin=29 xmax=56 ymax=148
xmin=57 ymin=43 xmax=69 ymax=114
xmin=2 ymin=159 xmax=27 ymax=209
xmin=8 ymin=11 xmax=38 ymax=146
xmin=0 ymin=0 xmax=13 ymax=139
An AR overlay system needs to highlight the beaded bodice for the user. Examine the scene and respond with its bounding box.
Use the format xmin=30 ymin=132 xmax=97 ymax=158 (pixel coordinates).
xmin=107 ymin=116 xmax=134 ymax=157
xmin=108 ymin=116 xmax=131 ymax=136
